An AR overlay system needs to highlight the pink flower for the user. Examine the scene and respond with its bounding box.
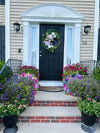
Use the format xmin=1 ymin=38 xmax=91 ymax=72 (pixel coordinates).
xmin=35 ymin=79 xmax=38 ymax=83
xmin=47 ymin=34 xmax=53 ymax=40
xmin=19 ymin=105 xmax=22 ymax=107
xmin=69 ymin=92 xmax=72 ymax=95
xmin=33 ymin=91 xmax=37 ymax=94
xmin=45 ymin=41 xmax=50 ymax=46
xmin=26 ymin=74 xmax=31 ymax=78
xmin=63 ymin=84 xmax=66 ymax=88
xmin=34 ymin=84 xmax=37 ymax=88
xmin=87 ymin=98 xmax=90 ymax=101
xmin=21 ymin=73 xmax=25 ymax=77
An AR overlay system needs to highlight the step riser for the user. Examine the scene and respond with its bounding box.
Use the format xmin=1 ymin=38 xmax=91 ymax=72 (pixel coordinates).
xmin=0 ymin=117 xmax=100 ymax=123
xmin=30 ymin=101 xmax=77 ymax=107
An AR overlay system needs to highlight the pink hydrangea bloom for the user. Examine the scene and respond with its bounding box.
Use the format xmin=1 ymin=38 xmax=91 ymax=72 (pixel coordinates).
xmin=47 ymin=34 xmax=53 ymax=40
xmin=45 ymin=41 xmax=50 ymax=46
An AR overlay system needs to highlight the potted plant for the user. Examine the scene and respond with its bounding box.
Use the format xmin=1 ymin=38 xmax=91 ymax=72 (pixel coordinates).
xmin=62 ymin=63 xmax=87 ymax=80
xmin=78 ymin=99 xmax=100 ymax=126
xmin=0 ymin=74 xmax=38 ymax=128
xmin=63 ymin=76 xmax=100 ymax=126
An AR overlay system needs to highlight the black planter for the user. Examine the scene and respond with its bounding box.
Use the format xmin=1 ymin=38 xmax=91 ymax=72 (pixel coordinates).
xmin=81 ymin=112 xmax=97 ymax=126
xmin=3 ymin=115 xmax=18 ymax=128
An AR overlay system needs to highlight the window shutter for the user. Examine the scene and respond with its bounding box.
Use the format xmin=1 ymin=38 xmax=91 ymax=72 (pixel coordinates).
xmin=0 ymin=0 xmax=5 ymax=5
xmin=0 ymin=26 xmax=5 ymax=61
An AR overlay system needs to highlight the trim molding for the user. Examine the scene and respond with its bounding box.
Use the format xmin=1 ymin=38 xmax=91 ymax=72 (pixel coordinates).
xmin=93 ymin=0 xmax=99 ymax=61
xmin=5 ymin=0 xmax=10 ymax=62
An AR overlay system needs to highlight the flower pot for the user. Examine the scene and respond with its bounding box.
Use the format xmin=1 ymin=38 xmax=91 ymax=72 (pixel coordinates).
xmin=3 ymin=115 xmax=18 ymax=128
xmin=81 ymin=112 xmax=97 ymax=126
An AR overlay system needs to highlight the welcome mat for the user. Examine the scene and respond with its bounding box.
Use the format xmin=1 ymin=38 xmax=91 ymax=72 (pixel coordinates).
xmin=39 ymin=86 xmax=63 ymax=92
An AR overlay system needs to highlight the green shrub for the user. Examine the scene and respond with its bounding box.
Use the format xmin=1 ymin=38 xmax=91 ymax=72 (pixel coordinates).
xmin=0 ymin=60 xmax=13 ymax=83
xmin=93 ymin=61 xmax=100 ymax=80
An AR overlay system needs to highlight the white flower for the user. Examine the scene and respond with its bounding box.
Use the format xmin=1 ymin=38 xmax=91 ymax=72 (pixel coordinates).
xmin=51 ymin=32 xmax=56 ymax=38
xmin=48 ymin=45 xmax=52 ymax=48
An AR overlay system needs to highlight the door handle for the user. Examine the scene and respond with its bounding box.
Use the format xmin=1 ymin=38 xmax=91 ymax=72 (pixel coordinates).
xmin=40 ymin=55 xmax=42 ymax=57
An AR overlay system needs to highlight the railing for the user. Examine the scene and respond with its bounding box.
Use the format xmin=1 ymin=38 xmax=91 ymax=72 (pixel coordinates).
xmin=0 ymin=59 xmax=22 ymax=75
xmin=80 ymin=60 xmax=100 ymax=75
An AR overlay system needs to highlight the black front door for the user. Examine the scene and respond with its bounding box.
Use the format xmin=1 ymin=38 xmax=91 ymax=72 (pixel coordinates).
xmin=39 ymin=24 xmax=64 ymax=80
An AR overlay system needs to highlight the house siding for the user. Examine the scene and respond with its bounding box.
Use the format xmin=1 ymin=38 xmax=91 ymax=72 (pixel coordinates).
xmin=0 ymin=4 xmax=5 ymax=25
xmin=10 ymin=0 xmax=95 ymax=62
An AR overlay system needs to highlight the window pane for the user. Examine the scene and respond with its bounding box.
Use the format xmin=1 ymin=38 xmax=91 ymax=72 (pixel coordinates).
xmin=67 ymin=28 xmax=72 ymax=65
xmin=32 ymin=27 xmax=37 ymax=66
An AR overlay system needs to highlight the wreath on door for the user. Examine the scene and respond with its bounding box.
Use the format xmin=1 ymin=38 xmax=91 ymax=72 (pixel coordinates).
xmin=42 ymin=29 xmax=60 ymax=53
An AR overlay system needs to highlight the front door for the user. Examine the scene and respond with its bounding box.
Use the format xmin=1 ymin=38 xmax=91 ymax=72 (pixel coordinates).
xmin=39 ymin=24 xmax=64 ymax=80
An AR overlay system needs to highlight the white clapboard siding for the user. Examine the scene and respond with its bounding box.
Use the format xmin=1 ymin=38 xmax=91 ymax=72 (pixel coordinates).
xmin=10 ymin=0 xmax=95 ymax=62
xmin=0 ymin=5 xmax=5 ymax=25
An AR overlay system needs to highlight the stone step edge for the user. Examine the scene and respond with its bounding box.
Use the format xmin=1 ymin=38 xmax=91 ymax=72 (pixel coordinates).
xmin=1 ymin=116 xmax=100 ymax=123
xmin=30 ymin=101 xmax=77 ymax=107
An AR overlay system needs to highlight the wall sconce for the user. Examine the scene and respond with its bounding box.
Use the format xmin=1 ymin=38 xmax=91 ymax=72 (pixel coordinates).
xmin=13 ymin=22 xmax=21 ymax=32
xmin=84 ymin=25 xmax=91 ymax=34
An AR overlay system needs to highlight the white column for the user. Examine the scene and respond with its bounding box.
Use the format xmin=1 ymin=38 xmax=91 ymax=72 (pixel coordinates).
xmin=23 ymin=22 xmax=30 ymax=65
xmin=73 ymin=23 xmax=81 ymax=64
xmin=93 ymin=0 xmax=99 ymax=61
xmin=5 ymin=0 xmax=10 ymax=61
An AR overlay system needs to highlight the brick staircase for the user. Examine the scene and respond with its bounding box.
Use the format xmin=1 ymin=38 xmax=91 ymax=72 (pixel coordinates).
xmin=0 ymin=87 xmax=100 ymax=133
xmin=18 ymin=91 xmax=81 ymax=124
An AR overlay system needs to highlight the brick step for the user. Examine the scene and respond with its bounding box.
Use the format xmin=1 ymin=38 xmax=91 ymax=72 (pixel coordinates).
xmin=18 ymin=116 xmax=82 ymax=123
xmin=31 ymin=101 xmax=77 ymax=107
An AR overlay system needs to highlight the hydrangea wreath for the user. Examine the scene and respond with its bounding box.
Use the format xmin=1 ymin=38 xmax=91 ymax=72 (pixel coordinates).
xmin=42 ymin=29 xmax=60 ymax=53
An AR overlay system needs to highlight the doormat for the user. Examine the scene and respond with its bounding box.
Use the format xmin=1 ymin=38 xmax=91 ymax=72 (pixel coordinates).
xmin=39 ymin=86 xmax=64 ymax=92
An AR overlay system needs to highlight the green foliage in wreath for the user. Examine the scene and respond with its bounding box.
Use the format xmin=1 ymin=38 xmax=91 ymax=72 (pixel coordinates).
xmin=42 ymin=29 xmax=60 ymax=53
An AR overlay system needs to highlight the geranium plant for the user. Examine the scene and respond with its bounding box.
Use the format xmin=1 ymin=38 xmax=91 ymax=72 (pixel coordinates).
xmin=62 ymin=63 xmax=87 ymax=80
xmin=18 ymin=65 xmax=39 ymax=79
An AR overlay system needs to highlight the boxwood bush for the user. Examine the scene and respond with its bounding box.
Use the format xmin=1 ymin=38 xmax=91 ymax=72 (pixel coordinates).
xmin=0 ymin=60 xmax=13 ymax=83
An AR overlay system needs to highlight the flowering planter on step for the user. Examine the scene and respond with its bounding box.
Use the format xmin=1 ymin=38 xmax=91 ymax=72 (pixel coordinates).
xmin=3 ymin=115 xmax=18 ymax=128
xmin=81 ymin=112 xmax=97 ymax=126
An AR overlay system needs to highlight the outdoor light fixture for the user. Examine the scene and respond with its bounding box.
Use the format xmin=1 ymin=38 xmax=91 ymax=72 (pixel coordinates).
xmin=13 ymin=22 xmax=21 ymax=32
xmin=84 ymin=25 xmax=91 ymax=34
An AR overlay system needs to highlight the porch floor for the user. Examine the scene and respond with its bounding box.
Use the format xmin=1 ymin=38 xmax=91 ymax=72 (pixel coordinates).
xmin=0 ymin=123 xmax=100 ymax=133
